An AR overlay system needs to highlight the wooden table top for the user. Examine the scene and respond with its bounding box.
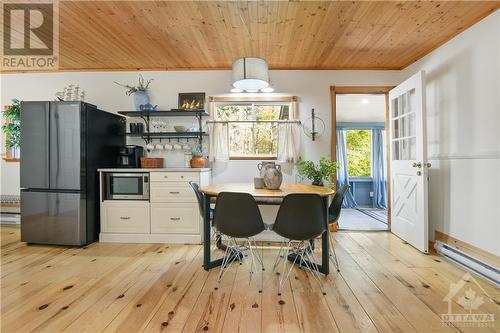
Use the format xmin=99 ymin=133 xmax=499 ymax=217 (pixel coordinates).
xmin=199 ymin=182 xmax=335 ymax=197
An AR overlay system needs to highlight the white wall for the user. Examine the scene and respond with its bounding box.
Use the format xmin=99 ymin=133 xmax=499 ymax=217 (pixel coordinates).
xmin=402 ymin=10 xmax=500 ymax=256
xmin=0 ymin=69 xmax=401 ymax=195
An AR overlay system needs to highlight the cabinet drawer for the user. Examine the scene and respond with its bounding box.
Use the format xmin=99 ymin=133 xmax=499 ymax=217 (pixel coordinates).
xmin=150 ymin=182 xmax=196 ymax=203
xmin=150 ymin=172 xmax=198 ymax=182
xmin=101 ymin=201 xmax=150 ymax=234
xmin=151 ymin=203 xmax=200 ymax=234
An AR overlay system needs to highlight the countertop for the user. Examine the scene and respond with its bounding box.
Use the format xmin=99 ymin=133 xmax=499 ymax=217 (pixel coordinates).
xmin=98 ymin=168 xmax=211 ymax=172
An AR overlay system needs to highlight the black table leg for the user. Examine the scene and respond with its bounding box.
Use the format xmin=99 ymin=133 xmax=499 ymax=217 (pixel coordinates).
xmin=202 ymin=194 xmax=242 ymax=271
xmin=320 ymin=195 xmax=330 ymax=275
xmin=203 ymin=194 xmax=212 ymax=271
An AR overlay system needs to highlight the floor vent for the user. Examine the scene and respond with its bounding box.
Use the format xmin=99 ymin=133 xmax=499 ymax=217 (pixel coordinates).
xmin=434 ymin=240 xmax=500 ymax=287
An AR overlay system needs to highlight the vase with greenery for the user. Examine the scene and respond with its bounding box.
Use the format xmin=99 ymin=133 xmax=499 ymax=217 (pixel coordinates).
xmin=190 ymin=147 xmax=206 ymax=168
xmin=114 ymin=75 xmax=153 ymax=111
xmin=296 ymin=157 xmax=339 ymax=186
xmin=1 ymin=99 xmax=21 ymax=158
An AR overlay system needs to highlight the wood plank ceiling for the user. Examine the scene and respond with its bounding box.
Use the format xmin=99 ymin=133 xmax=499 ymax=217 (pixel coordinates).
xmin=19 ymin=1 xmax=500 ymax=71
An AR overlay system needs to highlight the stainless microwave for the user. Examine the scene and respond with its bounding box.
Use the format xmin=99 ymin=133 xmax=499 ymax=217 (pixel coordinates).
xmin=105 ymin=173 xmax=149 ymax=200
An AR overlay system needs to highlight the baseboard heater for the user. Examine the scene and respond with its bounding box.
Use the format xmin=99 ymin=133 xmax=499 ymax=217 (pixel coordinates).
xmin=434 ymin=241 xmax=500 ymax=287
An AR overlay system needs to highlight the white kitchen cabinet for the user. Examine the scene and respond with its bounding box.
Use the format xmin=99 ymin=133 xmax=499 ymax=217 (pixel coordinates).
xmin=150 ymin=182 xmax=197 ymax=203
xmin=99 ymin=168 xmax=211 ymax=244
xmin=150 ymin=172 xmax=199 ymax=182
xmin=151 ymin=203 xmax=199 ymax=234
xmin=101 ymin=201 xmax=150 ymax=234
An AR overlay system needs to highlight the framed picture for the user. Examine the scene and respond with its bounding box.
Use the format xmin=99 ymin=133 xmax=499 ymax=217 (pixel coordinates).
xmin=178 ymin=92 xmax=205 ymax=110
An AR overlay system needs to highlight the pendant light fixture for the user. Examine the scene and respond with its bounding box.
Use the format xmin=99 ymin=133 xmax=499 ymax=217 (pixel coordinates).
xmin=232 ymin=57 xmax=270 ymax=92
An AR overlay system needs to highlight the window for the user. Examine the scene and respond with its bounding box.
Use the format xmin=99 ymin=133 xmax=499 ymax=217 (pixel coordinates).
xmin=2 ymin=104 xmax=20 ymax=162
xmin=346 ymin=129 xmax=371 ymax=177
xmin=213 ymin=99 xmax=294 ymax=159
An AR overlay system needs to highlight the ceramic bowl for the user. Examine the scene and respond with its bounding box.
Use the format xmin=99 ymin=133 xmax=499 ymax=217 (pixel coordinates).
xmin=174 ymin=125 xmax=187 ymax=132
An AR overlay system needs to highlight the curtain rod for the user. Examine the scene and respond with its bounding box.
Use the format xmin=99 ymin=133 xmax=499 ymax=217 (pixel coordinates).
xmin=207 ymin=120 xmax=301 ymax=124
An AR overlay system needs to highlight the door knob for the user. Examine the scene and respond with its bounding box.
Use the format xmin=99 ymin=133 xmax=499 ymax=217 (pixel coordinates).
xmin=417 ymin=171 xmax=422 ymax=176
xmin=413 ymin=162 xmax=422 ymax=168
xmin=426 ymin=162 xmax=432 ymax=168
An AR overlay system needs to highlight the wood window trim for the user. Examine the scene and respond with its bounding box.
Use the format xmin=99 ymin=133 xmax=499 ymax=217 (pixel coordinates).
xmin=209 ymin=96 xmax=298 ymax=160
xmin=209 ymin=96 xmax=297 ymax=103
xmin=330 ymin=86 xmax=393 ymax=228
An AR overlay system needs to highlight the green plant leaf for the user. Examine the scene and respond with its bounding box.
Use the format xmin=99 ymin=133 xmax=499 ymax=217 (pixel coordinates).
xmin=2 ymin=99 xmax=21 ymax=149
xmin=296 ymin=157 xmax=339 ymax=184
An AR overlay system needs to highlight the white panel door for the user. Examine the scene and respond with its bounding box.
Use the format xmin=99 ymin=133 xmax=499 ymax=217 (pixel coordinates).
xmin=389 ymin=71 xmax=429 ymax=253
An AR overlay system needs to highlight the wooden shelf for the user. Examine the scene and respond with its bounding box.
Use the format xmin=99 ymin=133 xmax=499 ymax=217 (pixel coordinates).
xmin=118 ymin=110 xmax=208 ymax=117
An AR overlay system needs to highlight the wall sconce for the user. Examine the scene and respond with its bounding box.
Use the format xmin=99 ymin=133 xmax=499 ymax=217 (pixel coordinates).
xmin=303 ymin=108 xmax=325 ymax=141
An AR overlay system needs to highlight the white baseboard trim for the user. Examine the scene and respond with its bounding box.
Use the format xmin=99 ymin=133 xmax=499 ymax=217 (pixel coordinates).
xmin=99 ymin=232 xmax=202 ymax=244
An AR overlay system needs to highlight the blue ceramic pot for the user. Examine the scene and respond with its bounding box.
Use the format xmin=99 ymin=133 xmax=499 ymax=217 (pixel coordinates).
xmin=133 ymin=91 xmax=150 ymax=111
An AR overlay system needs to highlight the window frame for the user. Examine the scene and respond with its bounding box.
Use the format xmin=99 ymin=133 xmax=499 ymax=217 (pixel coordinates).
xmin=345 ymin=128 xmax=373 ymax=178
xmin=209 ymin=96 xmax=298 ymax=160
xmin=337 ymin=122 xmax=385 ymax=179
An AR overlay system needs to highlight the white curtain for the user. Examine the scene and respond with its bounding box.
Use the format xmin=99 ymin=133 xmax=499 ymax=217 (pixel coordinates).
xmin=277 ymin=122 xmax=301 ymax=163
xmin=208 ymin=122 xmax=229 ymax=162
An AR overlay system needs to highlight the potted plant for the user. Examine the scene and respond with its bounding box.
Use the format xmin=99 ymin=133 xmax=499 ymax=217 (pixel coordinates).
xmin=190 ymin=147 xmax=206 ymax=168
xmin=296 ymin=157 xmax=339 ymax=186
xmin=114 ymin=75 xmax=153 ymax=111
xmin=1 ymin=99 xmax=21 ymax=159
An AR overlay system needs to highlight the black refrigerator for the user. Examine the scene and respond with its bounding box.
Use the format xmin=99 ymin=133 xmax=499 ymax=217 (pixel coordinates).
xmin=20 ymin=101 xmax=125 ymax=245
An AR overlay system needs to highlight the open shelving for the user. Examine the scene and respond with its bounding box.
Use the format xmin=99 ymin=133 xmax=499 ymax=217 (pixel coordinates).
xmin=118 ymin=109 xmax=209 ymax=145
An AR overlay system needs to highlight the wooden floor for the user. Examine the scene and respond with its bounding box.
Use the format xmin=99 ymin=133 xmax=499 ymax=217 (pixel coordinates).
xmin=1 ymin=225 xmax=498 ymax=333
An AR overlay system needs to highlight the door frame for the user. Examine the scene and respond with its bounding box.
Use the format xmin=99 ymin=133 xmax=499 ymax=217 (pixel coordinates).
xmin=330 ymin=86 xmax=394 ymax=229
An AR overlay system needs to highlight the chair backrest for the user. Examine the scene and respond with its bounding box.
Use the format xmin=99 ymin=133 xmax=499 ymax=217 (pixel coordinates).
xmin=212 ymin=192 xmax=265 ymax=238
xmin=273 ymin=193 xmax=326 ymax=241
xmin=188 ymin=181 xmax=204 ymax=217
xmin=328 ymin=184 xmax=350 ymax=224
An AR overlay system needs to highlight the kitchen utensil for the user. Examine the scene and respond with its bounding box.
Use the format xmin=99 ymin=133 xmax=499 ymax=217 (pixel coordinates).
xmin=174 ymin=125 xmax=187 ymax=132
xmin=136 ymin=123 xmax=144 ymax=133
xmin=173 ymin=143 xmax=182 ymax=150
xmin=164 ymin=143 xmax=173 ymax=150
xmin=129 ymin=123 xmax=137 ymax=133
xmin=254 ymin=177 xmax=265 ymax=189
xmin=155 ymin=143 xmax=164 ymax=150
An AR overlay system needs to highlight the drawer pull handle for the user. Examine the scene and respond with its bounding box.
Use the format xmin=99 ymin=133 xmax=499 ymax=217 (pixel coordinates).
xmin=170 ymin=217 xmax=181 ymax=221
xmin=169 ymin=191 xmax=180 ymax=194
xmin=180 ymin=176 xmax=184 ymax=178
xmin=120 ymin=216 xmax=131 ymax=220
xmin=164 ymin=176 xmax=168 ymax=178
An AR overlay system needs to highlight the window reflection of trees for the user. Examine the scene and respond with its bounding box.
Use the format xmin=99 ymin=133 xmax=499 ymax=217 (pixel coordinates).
xmin=215 ymin=104 xmax=290 ymax=157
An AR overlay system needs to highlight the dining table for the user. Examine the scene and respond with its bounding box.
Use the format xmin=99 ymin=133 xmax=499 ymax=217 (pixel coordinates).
xmin=199 ymin=183 xmax=335 ymax=275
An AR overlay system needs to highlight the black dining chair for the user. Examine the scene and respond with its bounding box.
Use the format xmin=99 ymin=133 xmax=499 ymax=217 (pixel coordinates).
xmin=272 ymin=193 xmax=327 ymax=295
xmin=188 ymin=181 xmax=213 ymax=220
xmin=327 ymin=184 xmax=350 ymax=272
xmin=189 ymin=181 xmax=219 ymax=245
xmin=212 ymin=192 xmax=266 ymax=291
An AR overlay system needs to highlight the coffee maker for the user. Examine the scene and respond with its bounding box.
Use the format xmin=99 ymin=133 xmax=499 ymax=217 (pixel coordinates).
xmin=117 ymin=145 xmax=143 ymax=168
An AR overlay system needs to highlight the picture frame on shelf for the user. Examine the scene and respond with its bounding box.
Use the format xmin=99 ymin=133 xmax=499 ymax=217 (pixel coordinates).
xmin=178 ymin=92 xmax=205 ymax=110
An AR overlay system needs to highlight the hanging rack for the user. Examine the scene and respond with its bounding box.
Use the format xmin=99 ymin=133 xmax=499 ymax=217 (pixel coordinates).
xmin=206 ymin=120 xmax=301 ymax=124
